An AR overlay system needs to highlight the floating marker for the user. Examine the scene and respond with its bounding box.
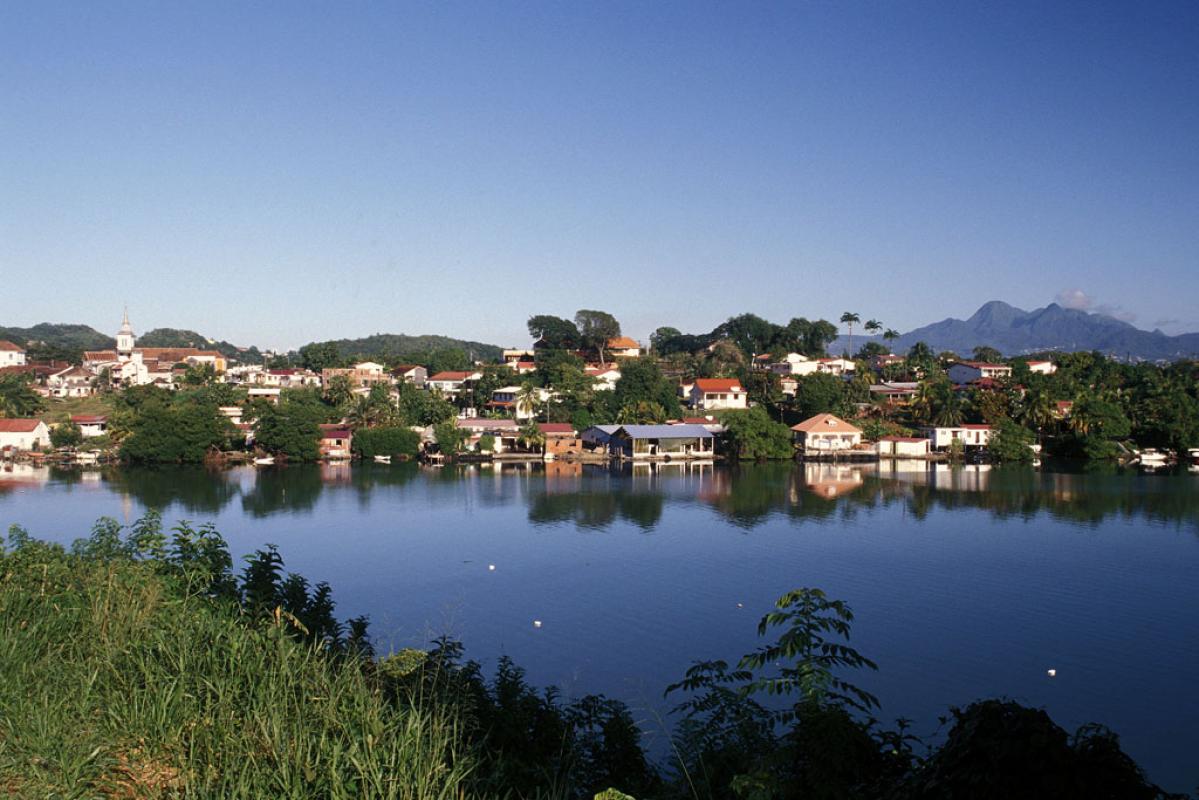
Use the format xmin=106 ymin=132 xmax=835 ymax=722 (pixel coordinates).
xmin=488 ymin=564 xmax=496 ymax=571
xmin=1047 ymin=669 xmax=1057 ymax=678
xmin=533 ymin=620 xmax=542 ymax=628
xmin=736 ymin=603 xmax=744 ymax=608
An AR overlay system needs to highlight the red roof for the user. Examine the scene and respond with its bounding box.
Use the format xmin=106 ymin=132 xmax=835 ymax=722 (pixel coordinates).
xmin=791 ymin=414 xmax=862 ymax=435
xmin=956 ymin=361 xmax=1009 ymax=369
xmin=430 ymin=371 xmax=473 ymax=381
xmin=70 ymin=415 xmax=107 ymax=424
xmin=320 ymin=428 xmax=352 ymax=439
xmin=680 ymin=416 xmax=716 ymax=424
xmin=538 ymin=423 xmax=575 ymax=435
xmin=0 ymin=419 xmax=43 ymax=433
xmin=606 ymin=337 xmax=640 ymax=350
xmin=694 ymin=378 xmax=743 ymax=392
xmin=0 ymin=340 xmax=23 ymax=352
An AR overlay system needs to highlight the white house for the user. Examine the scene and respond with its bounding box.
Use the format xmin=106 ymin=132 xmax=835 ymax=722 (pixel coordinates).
xmin=815 ymin=358 xmax=856 ymax=376
xmin=769 ymin=353 xmax=815 ymax=376
xmin=488 ymin=386 xmax=551 ymax=420
xmin=1026 ymin=360 xmax=1057 ymax=375
xmin=0 ymin=419 xmax=51 ymax=451
xmin=454 ymin=417 xmax=521 ymax=452
xmin=47 ymin=366 xmax=95 ymax=398
xmin=606 ymin=337 xmax=642 ymax=358
xmin=791 ymin=414 xmax=863 ymax=452
xmin=427 ymin=371 xmax=482 ymax=396
xmin=585 ymin=365 xmax=621 ymax=391
xmin=71 ymin=415 xmax=108 ymax=438
xmin=876 ymin=436 xmax=931 ymax=457
xmin=947 ymin=361 xmax=1013 ymax=385
xmin=391 ymin=364 xmax=428 ymax=386
xmin=923 ymin=424 xmax=994 ymax=450
xmin=689 ymin=378 xmax=748 ymax=411
xmin=0 ymin=340 xmax=26 ymax=368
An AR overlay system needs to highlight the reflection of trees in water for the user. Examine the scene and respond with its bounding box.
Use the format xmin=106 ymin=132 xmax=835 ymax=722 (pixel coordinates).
xmin=348 ymin=463 xmax=420 ymax=509
xmin=240 ymin=466 xmax=325 ymax=518
xmin=527 ymin=488 xmax=664 ymax=530
xmin=103 ymin=466 xmax=240 ymax=515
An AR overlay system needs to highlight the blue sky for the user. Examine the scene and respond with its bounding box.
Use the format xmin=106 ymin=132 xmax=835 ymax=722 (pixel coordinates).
xmin=2 ymin=2 xmax=1196 ymax=350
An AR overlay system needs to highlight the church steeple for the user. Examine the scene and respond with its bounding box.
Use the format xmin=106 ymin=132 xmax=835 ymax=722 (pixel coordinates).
xmin=116 ymin=307 xmax=136 ymax=355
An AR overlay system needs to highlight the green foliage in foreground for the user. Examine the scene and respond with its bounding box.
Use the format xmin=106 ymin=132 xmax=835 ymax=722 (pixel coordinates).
xmin=718 ymin=407 xmax=795 ymax=460
xmin=0 ymin=515 xmax=1182 ymax=800
xmin=0 ymin=519 xmax=467 ymax=799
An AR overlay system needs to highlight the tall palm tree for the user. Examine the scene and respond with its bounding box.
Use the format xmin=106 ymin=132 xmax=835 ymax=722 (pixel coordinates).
xmin=516 ymin=382 xmax=540 ymax=421
xmin=840 ymin=312 xmax=860 ymax=357
xmin=883 ymin=329 xmax=900 ymax=353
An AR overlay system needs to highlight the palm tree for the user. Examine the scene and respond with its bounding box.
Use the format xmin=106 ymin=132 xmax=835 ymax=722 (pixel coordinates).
xmin=1018 ymin=388 xmax=1056 ymax=443
xmin=883 ymin=329 xmax=900 ymax=352
xmin=933 ymin=393 xmax=965 ymax=427
xmin=519 ymin=419 xmax=545 ymax=454
xmin=516 ymin=382 xmax=540 ymax=421
xmin=840 ymin=312 xmax=860 ymax=357
xmin=864 ymin=319 xmax=882 ymax=339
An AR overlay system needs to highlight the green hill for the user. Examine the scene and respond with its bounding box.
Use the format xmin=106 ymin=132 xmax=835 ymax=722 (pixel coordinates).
xmin=139 ymin=328 xmax=264 ymax=364
xmin=0 ymin=323 xmax=114 ymax=362
xmin=316 ymin=333 xmax=504 ymax=364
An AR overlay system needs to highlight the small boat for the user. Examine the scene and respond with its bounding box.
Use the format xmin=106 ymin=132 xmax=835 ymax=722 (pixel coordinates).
xmin=373 ymin=455 xmax=392 ymax=464
xmin=253 ymin=456 xmax=275 ymax=466
xmin=1137 ymin=449 xmax=1168 ymax=467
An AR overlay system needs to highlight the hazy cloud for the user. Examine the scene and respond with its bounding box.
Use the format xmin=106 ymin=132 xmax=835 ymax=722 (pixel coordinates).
xmin=1055 ymin=289 xmax=1136 ymax=323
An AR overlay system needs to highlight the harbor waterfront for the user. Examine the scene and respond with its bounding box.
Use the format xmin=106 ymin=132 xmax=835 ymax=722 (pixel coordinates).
xmin=2 ymin=460 xmax=1197 ymax=791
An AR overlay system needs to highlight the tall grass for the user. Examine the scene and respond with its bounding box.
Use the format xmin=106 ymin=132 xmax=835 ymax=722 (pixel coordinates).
xmin=0 ymin=539 xmax=471 ymax=798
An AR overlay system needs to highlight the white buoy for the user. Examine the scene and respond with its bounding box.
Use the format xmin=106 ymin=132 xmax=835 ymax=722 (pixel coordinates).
xmin=533 ymin=620 xmax=542 ymax=628
xmin=1047 ymin=669 xmax=1057 ymax=678
xmin=488 ymin=564 xmax=496 ymax=571
xmin=736 ymin=603 xmax=744 ymax=608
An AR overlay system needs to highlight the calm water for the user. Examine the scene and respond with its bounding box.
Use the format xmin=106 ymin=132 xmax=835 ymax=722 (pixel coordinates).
xmin=2 ymin=460 xmax=1198 ymax=790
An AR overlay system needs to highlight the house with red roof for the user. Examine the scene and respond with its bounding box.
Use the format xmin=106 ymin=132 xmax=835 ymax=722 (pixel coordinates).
xmin=538 ymin=422 xmax=582 ymax=458
xmin=791 ymin=414 xmax=863 ymax=453
xmin=70 ymin=415 xmax=109 ymax=438
xmin=0 ymin=419 xmax=51 ymax=451
xmin=427 ymin=371 xmax=482 ymax=396
xmin=0 ymin=340 xmax=26 ymax=368
xmin=606 ymin=337 xmax=642 ymax=358
xmin=318 ymin=424 xmax=353 ymax=460
xmin=688 ymin=378 xmax=747 ymax=411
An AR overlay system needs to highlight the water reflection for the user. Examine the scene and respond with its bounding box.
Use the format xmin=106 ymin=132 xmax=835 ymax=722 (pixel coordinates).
xmin=3 ymin=461 xmax=1197 ymax=532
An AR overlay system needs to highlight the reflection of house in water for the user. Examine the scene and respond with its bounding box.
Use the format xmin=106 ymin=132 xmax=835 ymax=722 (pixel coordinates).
xmin=802 ymin=462 xmax=866 ymax=498
xmin=0 ymin=463 xmax=50 ymax=493
xmin=929 ymin=463 xmax=992 ymax=492
xmin=320 ymin=462 xmax=353 ymax=484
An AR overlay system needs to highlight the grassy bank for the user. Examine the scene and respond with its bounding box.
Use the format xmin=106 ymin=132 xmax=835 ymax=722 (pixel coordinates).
xmin=0 ymin=530 xmax=469 ymax=798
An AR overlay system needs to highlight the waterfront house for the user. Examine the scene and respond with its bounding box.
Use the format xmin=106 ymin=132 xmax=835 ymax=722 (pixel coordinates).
xmin=876 ymin=436 xmax=931 ymax=457
xmin=580 ymin=425 xmax=621 ymax=452
xmin=689 ymin=378 xmax=748 ymax=411
xmin=0 ymin=419 xmax=51 ymax=451
xmin=70 ymin=415 xmax=108 ymax=438
xmin=0 ymin=340 xmax=26 ymax=368
xmin=318 ymin=424 xmax=353 ymax=459
xmin=608 ymin=424 xmax=715 ymax=459
xmin=791 ymin=414 xmax=863 ymax=453
xmin=923 ymin=424 xmax=994 ymax=450
xmin=539 ymin=422 xmax=582 ymax=457
xmin=454 ymin=417 xmax=521 ymax=452
xmin=947 ymin=361 xmax=1013 ymax=385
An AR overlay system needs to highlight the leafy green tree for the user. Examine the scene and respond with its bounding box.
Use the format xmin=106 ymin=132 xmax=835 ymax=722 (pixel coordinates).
xmin=613 ymin=359 xmax=682 ymax=419
xmin=433 ymin=420 xmax=467 ymax=454
xmin=120 ymin=399 xmax=235 ymax=463
xmin=650 ymin=326 xmax=682 ymax=354
xmin=615 ymin=401 xmax=668 ymax=424
xmin=718 ymin=407 xmax=794 ymax=460
xmin=323 ymin=375 xmax=354 ymax=408
xmin=299 ymin=341 xmax=343 ymax=372
xmin=0 ymin=374 xmax=45 ymax=417
xmin=181 ymin=363 xmax=217 ymax=386
xmin=351 ymin=426 xmax=421 ymax=459
xmin=527 ymin=315 xmax=580 ymax=349
xmin=972 ymin=345 xmax=1004 ymax=363
xmin=574 ymin=309 xmax=621 ymax=363
xmin=988 ymin=418 xmax=1035 ymax=462
xmin=793 ymin=373 xmax=849 ymax=418
xmin=50 ymin=421 xmax=83 ymax=449
xmin=253 ymin=391 xmax=329 ymax=461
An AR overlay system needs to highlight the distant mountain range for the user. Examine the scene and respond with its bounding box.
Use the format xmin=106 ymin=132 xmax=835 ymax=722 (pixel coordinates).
xmin=835 ymin=301 xmax=1199 ymax=361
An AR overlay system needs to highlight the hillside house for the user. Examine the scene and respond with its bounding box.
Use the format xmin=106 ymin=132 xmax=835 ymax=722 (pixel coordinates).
xmin=1026 ymin=360 xmax=1057 ymax=375
xmin=391 ymin=365 xmax=428 ymax=386
xmin=0 ymin=341 xmax=26 ymax=368
xmin=689 ymin=378 xmax=747 ymax=411
xmin=427 ymin=371 xmax=482 ymax=396
xmin=46 ymin=366 xmax=95 ymax=398
xmin=488 ymin=386 xmax=551 ymax=420
xmin=947 ymin=361 xmax=1013 ymax=385
xmin=70 ymin=415 xmax=108 ymax=438
xmin=606 ymin=337 xmax=642 ymax=358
